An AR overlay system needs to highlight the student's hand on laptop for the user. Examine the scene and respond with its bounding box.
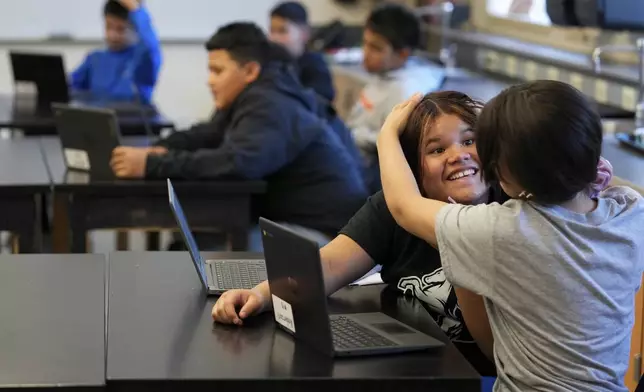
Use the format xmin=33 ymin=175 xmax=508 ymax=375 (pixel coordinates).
xmin=212 ymin=289 xmax=267 ymax=325
xmin=117 ymin=0 xmax=140 ymax=11
xmin=110 ymin=146 xmax=148 ymax=178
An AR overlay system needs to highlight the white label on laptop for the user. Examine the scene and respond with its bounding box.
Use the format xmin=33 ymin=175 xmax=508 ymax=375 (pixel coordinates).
xmin=64 ymin=148 xmax=90 ymax=171
xmin=272 ymin=294 xmax=295 ymax=333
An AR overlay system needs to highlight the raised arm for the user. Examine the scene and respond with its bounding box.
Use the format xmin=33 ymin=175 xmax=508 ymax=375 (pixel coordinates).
xmin=376 ymin=94 xmax=446 ymax=247
xmin=118 ymin=0 xmax=162 ymax=88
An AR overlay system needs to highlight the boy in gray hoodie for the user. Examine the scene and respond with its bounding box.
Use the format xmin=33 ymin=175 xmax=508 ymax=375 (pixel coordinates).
xmin=351 ymin=3 xmax=445 ymax=193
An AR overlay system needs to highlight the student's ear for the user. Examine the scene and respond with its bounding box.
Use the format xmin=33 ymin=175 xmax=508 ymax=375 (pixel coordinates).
xmin=242 ymin=61 xmax=262 ymax=84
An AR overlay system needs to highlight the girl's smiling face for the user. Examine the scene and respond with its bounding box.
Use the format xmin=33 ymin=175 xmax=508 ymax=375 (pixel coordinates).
xmin=419 ymin=114 xmax=488 ymax=204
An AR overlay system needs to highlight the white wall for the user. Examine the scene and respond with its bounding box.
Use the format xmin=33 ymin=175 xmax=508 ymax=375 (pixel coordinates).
xmin=0 ymin=0 xmax=391 ymax=41
xmin=0 ymin=44 xmax=212 ymax=128
xmin=0 ymin=1 xmax=418 ymax=127
xmin=0 ymin=0 xmax=275 ymax=40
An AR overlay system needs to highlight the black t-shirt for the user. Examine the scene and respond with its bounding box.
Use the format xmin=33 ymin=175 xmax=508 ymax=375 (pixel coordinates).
xmin=339 ymin=189 xmax=507 ymax=376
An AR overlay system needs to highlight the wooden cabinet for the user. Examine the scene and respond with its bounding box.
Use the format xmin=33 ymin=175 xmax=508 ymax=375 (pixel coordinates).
xmin=626 ymin=276 xmax=644 ymax=391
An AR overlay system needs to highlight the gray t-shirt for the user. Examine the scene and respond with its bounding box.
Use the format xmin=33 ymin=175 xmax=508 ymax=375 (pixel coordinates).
xmin=435 ymin=186 xmax=644 ymax=392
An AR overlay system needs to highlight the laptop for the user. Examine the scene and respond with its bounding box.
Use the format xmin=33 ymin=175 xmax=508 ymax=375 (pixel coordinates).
xmin=167 ymin=179 xmax=267 ymax=295
xmin=9 ymin=52 xmax=155 ymax=114
xmin=259 ymin=217 xmax=444 ymax=357
xmin=53 ymin=104 xmax=121 ymax=180
xmin=10 ymin=52 xmax=69 ymax=111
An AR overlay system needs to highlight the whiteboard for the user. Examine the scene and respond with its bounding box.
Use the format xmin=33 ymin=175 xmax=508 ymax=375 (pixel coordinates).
xmin=0 ymin=0 xmax=279 ymax=41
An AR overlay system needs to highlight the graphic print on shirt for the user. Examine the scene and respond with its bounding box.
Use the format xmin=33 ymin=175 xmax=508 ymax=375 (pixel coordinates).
xmin=396 ymin=268 xmax=467 ymax=341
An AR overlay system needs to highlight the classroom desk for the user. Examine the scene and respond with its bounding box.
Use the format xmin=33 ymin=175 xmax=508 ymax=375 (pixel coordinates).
xmin=0 ymin=254 xmax=105 ymax=391
xmin=106 ymin=251 xmax=481 ymax=392
xmin=0 ymin=94 xmax=174 ymax=136
xmin=39 ymin=137 xmax=266 ymax=253
xmin=601 ymin=120 xmax=644 ymax=193
xmin=0 ymin=138 xmax=49 ymax=252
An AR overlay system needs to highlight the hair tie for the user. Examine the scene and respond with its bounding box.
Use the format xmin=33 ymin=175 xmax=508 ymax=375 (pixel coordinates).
xmin=518 ymin=191 xmax=533 ymax=200
xmin=588 ymin=157 xmax=613 ymax=198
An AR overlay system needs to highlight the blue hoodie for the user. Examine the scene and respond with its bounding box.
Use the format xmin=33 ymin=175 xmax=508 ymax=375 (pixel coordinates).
xmin=146 ymin=63 xmax=367 ymax=235
xmin=71 ymin=6 xmax=162 ymax=103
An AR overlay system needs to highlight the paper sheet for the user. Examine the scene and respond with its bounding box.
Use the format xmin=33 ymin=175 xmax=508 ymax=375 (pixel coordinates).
xmin=350 ymin=265 xmax=384 ymax=286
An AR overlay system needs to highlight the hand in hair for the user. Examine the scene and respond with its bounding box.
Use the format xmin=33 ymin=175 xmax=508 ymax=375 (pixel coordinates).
xmin=117 ymin=0 xmax=140 ymax=11
xmin=380 ymin=93 xmax=423 ymax=137
xmin=377 ymin=92 xmax=446 ymax=248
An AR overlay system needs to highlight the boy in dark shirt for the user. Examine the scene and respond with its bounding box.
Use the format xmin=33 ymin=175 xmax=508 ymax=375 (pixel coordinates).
xmin=71 ymin=0 xmax=162 ymax=103
xmin=269 ymin=1 xmax=335 ymax=102
xmin=110 ymin=22 xmax=366 ymax=240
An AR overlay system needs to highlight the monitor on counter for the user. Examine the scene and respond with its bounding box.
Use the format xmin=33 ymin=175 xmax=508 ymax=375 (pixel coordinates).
xmin=574 ymin=0 xmax=644 ymax=31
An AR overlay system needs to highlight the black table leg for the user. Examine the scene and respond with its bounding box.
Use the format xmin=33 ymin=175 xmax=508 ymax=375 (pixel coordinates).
xmin=69 ymin=199 xmax=87 ymax=254
xmin=17 ymin=193 xmax=41 ymax=253
xmin=228 ymin=228 xmax=248 ymax=251
xmin=52 ymin=193 xmax=71 ymax=253
xmin=116 ymin=231 xmax=129 ymax=251
xmin=146 ymin=231 xmax=161 ymax=250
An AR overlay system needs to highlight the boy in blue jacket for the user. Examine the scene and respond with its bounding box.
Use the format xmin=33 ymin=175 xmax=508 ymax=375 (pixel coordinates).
xmin=71 ymin=0 xmax=162 ymax=103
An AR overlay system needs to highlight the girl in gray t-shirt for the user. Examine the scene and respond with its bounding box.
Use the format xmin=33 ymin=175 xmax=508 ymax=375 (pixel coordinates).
xmin=377 ymin=80 xmax=644 ymax=391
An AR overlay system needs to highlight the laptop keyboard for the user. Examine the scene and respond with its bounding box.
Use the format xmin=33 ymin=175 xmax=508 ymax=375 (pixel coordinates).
xmin=213 ymin=260 xmax=267 ymax=290
xmin=331 ymin=316 xmax=397 ymax=350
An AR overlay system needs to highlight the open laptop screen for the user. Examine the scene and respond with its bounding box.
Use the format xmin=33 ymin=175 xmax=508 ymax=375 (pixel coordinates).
xmin=167 ymin=179 xmax=209 ymax=290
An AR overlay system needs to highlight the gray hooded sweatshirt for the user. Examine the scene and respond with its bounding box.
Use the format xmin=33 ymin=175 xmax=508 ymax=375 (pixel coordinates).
xmin=348 ymin=58 xmax=446 ymax=155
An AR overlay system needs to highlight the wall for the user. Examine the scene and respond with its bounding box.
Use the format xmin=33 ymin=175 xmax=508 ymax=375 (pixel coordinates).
xmin=0 ymin=1 xmax=414 ymax=128
xmin=0 ymin=0 xmax=403 ymax=41
xmin=0 ymin=44 xmax=212 ymax=128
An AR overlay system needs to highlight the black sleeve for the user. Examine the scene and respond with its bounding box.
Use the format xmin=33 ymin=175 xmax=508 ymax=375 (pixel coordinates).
xmin=145 ymin=92 xmax=317 ymax=180
xmin=298 ymin=52 xmax=336 ymax=103
xmin=338 ymin=191 xmax=396 ymax=266
xmin=154 ymin=116 xmax=224 ymax=152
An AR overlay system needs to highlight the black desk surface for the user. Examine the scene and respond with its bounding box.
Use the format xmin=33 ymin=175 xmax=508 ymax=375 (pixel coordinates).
xmin=0 ymin=137 xmax=50 ymax=193
xmin=107 ymin=251 xmax=480 ymax=391
xmin=0 ymin=254 xmax=105 ymax=390
xmin=40 ymin=136 xmax=266 ymax=194
xmin=0 ymin=95 xmax=174 ymax=135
